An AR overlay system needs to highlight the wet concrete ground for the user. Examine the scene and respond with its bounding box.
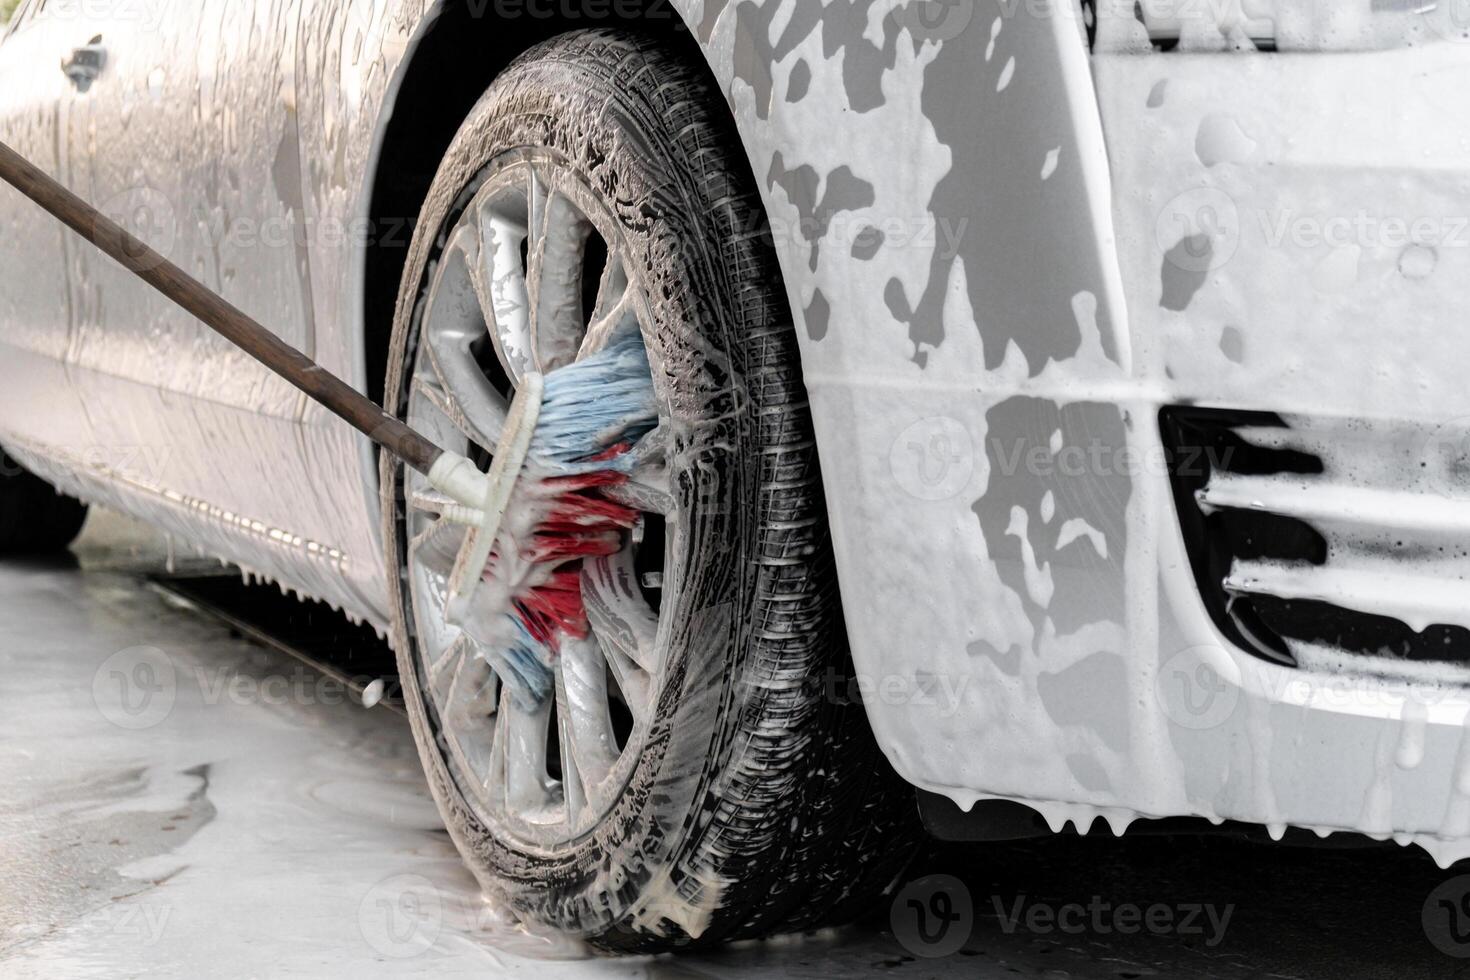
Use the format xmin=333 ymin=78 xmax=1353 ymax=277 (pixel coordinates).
xmin=3 ymin=511 xmax=1470 ymax=978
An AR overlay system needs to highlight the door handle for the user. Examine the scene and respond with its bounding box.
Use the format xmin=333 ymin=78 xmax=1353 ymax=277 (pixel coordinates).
xmin=61 ymin=35 xmax=105 ymax=92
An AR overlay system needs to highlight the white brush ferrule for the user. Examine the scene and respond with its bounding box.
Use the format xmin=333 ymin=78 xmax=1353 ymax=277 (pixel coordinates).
xmin=427 ymin=453 xmax=491 ymax=513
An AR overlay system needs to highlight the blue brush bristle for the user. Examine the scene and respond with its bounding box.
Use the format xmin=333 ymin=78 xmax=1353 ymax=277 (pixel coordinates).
xmin=531 ymin=330 xmax=659 ymax=474
xmin=496 ymin=619 xmax=556 ymax=710
xmin=478 ymin=330 xmax=659 ymax=710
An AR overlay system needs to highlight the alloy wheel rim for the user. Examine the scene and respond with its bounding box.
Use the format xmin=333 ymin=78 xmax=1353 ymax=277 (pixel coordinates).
xmin=401 ymin=150 xmax=674 ymax=850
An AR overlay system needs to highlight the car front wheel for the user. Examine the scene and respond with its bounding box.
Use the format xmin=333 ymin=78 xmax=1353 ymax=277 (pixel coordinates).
xmin=381 ymin=29 xmax=915 ymax=952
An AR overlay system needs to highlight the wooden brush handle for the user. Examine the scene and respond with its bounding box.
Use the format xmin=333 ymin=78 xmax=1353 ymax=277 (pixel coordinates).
xmin=0 ymin=139 xmax=444 ymax=477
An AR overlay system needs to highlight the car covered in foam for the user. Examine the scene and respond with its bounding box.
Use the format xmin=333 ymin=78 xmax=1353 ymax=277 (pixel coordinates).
xmin=2 ymin=0 xmax=1469 ymax=949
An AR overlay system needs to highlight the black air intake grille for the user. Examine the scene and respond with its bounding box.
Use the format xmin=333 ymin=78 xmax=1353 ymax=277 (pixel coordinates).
xmin=1162 ymin=408 xmax=1470 ymax=672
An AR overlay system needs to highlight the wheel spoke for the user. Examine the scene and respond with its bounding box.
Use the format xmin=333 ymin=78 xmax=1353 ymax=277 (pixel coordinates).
xmin=428 ymin=630 xmax=472 ymax=683
xmin=434 ymin=640 xmax=499 ymax=799
xmin=409 ymin=375 xmax=491 ymax=453
xmin=456 ymin=210 xmax=503 ymax=355
xmin=474 ymin=198 xmax=536 ymax=381
xmin=584 ymin=548 xmax=661 ymax=677
xmin=602 ymin=423 xmax=675 ymax=517
xmin=580 ymin=256 xmax=635 ymax=358
xmin=407 ymin=487 xmax=455 ymax=516
xmin=553 ymin=664 xmax=589 ymax=828
xmin=436 ymin=636 xmax=498 ymax=718
xmin=408 ymin=519 xmax=464 ymax=581
xmin=525 ymin=166 xmax=548 ymax=362
xmin=525 ymin=166 xmax=593 ymax=372
xmin=497 ymin=689 xmax=555 ymax=815
xmin=556 ymin=636 xmax=619 ymax=794
xmin=455 ymin=654 xmax=500 ymax=724
xmin=588 ymin=252 xmax=627 ymax=326
xmin=440 ymin=637 xmax=470 ymax=706
xmin=422 ymin=229 xmax=510 ymax=447
xmin=422 ymin=339 xmax=506 ymax=450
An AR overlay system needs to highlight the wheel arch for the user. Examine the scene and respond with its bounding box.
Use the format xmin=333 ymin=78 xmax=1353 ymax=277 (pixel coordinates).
xmin=360 ymin=2 xmax=701 ymax=410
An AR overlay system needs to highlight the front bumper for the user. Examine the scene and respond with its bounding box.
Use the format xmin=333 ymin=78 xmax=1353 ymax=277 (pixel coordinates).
xmin=830 ymin=40 xmax=1470 ymax=865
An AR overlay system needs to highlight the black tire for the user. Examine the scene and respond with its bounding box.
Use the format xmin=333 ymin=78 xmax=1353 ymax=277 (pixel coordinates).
xmin=381 ymin=30 xmax=917 ymax=952
xmin=0 ymin=450 xmax=88 ymax=554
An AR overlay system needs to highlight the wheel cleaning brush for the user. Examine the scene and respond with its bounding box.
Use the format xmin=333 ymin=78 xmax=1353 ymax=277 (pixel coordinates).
xmin=434 ymin=330 xmax=659 ymax=708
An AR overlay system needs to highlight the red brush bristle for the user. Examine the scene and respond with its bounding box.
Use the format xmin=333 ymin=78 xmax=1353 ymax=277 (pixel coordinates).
xmin=585 ymin=442 xmax=633 ymax=463
xmin=544 ymin=471 xmax=629 ymax=493
xmin=525 ymin=531 xmax=624 ymax=565
xmin=487 ymin=451 xmax=644 ymax=654
xmin=515 ymin=568 xmax=592 ymax=644
xmin=525 ymin=488 xmax=639 ymax=565
xmin=546 ymin=495 xmax=640 ymax=528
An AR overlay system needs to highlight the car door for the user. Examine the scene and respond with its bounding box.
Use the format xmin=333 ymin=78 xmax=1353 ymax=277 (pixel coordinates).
xmin=0 ymin=0 xmax=94 ymax=459
xmin=68 ymin=0 xmax=314 ymax=414
xmin=52 ymin=1 xmax=383 ymax=609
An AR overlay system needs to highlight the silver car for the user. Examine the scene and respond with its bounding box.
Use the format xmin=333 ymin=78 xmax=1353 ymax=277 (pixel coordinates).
xmin=4 ymin=0 xmax=1470 ymax=951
